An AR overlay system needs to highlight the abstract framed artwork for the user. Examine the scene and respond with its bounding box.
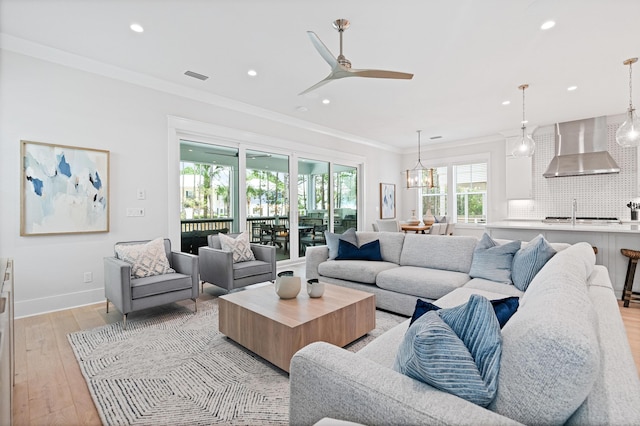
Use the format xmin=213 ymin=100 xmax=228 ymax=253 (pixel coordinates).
xmin=21 ymin=140 xmax=110 ymax=236
xmin=380 ymin=182 xmax=396 ymax=219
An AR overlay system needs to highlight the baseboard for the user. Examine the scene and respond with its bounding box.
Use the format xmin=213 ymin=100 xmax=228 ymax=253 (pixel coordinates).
xmin=15 ymin=287 xmax=105 ymax=318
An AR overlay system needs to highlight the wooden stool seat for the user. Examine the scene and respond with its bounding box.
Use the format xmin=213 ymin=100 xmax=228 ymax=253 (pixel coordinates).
xmin=621 ymin=248 xmax=640 ymax=307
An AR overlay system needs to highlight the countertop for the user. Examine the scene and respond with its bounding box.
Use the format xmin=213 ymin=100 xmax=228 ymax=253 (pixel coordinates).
xmin=486 ymin=220 xmax=640 ymax=234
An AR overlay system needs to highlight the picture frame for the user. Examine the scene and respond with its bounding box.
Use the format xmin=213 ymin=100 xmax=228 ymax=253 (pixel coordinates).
xmin=379 ymin=183 xmax=396 ymax=219
xmin=21 ymin=140 xmax=110 ymax=236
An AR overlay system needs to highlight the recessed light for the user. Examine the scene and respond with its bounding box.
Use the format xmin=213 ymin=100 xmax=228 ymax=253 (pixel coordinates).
xmin=130 ymin=23 xmax=144 ymax=33
xmin=540 ymin=20 xmax=555 ymax=30
xmin=247 ymin=69 xmax=257 ymax=77
xmin=322 ymin=99 xmax=330 ymax=105
xmin=502 ymin=100 xmax=511 ymax=105
xmin=521 ymin=120 xmax=529 ymax=124
xmin=567 ymin=85 xmax=578 ymax=91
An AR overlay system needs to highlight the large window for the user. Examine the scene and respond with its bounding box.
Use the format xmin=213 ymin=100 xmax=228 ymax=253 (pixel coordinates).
xmin=455 ymin=162 xmax=487 ymax=224
xmin=420 ymin=161 xmax=487 ymax=224
xmin=333 ymin=165 xmax=358 ymax=233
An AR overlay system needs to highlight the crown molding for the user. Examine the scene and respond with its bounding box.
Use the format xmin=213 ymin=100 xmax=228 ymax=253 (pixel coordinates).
xmin=0 ymin=33 xmax=401 ymax=153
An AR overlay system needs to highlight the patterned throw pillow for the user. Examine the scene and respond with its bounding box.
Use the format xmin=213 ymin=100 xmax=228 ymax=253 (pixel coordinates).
xmin=219 ymin=232 xmax=255 ymax=263
xmin=115 ymin=238 xmax=175 ymax=278
xmin=394 ymin=295 xmax=502 ymax=407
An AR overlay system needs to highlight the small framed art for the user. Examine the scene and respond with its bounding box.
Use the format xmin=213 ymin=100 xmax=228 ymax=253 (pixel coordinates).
xmin=379 ymin=183 xmax=396 ymax=219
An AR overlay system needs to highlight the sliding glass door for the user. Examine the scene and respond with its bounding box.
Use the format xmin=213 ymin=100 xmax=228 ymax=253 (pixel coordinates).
xmin=333 ymin=164 xmax=358 ymax=233
xmin=298 ymin=158 xmax=329 ymax=256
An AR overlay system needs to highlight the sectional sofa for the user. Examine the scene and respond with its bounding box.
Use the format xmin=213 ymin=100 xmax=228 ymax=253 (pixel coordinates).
xmin=293 ymin=233 xmax=640 ymax=425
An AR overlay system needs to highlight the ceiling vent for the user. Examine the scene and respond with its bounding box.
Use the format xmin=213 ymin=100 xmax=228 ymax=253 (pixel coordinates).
xmin=184 ymin=70 xmax=209 ymax=81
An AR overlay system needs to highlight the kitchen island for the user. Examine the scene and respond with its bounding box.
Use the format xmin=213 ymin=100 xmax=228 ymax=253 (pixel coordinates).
xmin=486 ymin=220 xmax=640 ymax=298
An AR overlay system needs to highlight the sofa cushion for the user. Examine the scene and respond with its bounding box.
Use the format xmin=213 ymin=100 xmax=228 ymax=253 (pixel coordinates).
xmin=336 ymin=239 xmax=383 ymax=261
xmin=325 ymin=228 xmax=357 ymax=260
xmin=463 ymin=278 xmax=524 ymax=298
xmin=399 ymin=234 xmax=478 ymax=273
xmin=233 ymin=259 xmax=272 ymax=279
xmin=376 ymin=266 xmax=470 ymax=300
xmin=318 ymin=260 xmax=399 ymax=284
xmin=219 ymin=231 xmax=255 ymax=263
xmin=469 ymin=234 xmax=520 ymax=284
xmin=357 ymin=231 xmax=405 ymax=264
xmin=511 ymin=234 xmax=556 ymax=291
xmin=115 ymin=238 xmax=175 ymax=278
xmin=489 ymin=243 xmax=601 ymax=424
xmin=131 ymin=273 xmax=192 ymax=299
xmin=393 ymin=295 xmax=502 ymax=407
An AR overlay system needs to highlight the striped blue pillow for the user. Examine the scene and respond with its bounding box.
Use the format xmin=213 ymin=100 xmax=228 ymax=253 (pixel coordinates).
xmin=393 ymin=295 xmax=502 ymax=406
xmin=511 ymin=234 xmax=556 ymax=291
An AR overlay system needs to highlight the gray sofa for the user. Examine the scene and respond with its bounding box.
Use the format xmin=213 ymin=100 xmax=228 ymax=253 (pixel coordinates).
xmin=293 ymin=235 xmax=640 ymax=425
xmin=306 ymin=232 xmax=529 ymax=316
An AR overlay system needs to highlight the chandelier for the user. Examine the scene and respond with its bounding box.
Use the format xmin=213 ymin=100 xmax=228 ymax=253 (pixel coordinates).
xmin=405 ymin=130 xmax=435 ymax=189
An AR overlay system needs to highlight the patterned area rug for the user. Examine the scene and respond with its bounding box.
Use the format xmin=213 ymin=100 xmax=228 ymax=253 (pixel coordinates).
xmin=68 ymin=298 xmax=405 ymax=425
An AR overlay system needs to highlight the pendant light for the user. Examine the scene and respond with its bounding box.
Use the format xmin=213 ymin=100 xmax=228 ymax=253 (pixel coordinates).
xmin=405 ymin=130 xmax=434 ymax=189
xmin=616 ymin=57 xmax=640 ymax=148
xmin=512 ymin=84 xmax=536 ymax=157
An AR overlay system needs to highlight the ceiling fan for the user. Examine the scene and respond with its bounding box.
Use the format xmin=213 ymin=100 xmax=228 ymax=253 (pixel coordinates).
xmin=299 ymin=19 xmax=414 ymax=95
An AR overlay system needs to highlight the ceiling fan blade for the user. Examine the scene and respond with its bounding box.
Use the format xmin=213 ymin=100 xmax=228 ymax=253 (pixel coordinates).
xmin=349 ymin=69 xmax=414 ymax=79
xmin=298 ymin=76 xmax=334 ymax=95
xmin=307 ymin=31 xmax=338 ymax=68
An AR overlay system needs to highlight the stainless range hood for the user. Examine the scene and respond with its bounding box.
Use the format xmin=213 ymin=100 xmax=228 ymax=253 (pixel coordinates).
xmin=543 ymin=116 xmax=620 ymax=178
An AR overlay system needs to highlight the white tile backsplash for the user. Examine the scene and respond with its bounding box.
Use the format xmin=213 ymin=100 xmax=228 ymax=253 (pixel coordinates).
xmin=508 ymin=121 xmax=639 ymax=221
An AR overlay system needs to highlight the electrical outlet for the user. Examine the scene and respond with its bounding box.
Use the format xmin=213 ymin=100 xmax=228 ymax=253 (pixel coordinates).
xmin=83 ymin=272 xmax=93 ymax=283
xmin=126 ymin=208 xmax=145 ymax=217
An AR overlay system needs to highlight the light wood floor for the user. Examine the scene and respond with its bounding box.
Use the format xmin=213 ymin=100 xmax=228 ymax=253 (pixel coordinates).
xmin=11 ymin=288 xmax=640 ymax=425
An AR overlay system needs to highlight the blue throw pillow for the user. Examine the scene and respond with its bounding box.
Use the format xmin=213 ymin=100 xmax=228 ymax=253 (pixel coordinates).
xmin=511 ymin=234 xmax=557 ymax=291
xmin=410 ymin=296 xmax=519 ymax=329
xmin=469 ymin=233 xmax=521 ymax=284
xmin=336 ymin=239 xmax=383 ymax=261
xmin=394 ymin=295 xmax=502 ymax=407
xmin=324 ymin=228 xmax=357 ymax=260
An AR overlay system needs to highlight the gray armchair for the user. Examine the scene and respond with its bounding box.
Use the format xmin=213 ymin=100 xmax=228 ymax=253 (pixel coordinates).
xmin=199 ymin=233 xmax=276 ymax=292
xmin=104 ymin=238 xmax=199 ymax=329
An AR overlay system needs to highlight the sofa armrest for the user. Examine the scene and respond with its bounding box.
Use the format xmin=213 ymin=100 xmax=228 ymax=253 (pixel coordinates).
xmin=170 ymin=251 xmax=199 ymax=297
xmin=198 ymin=246 xmax=234 ymax=291
xmin=305 ymin=245 xmax=329 ymax=280
xmin=251 ymin=244 xmax=276 ymax=281
xmin=104 ymin=256 xmax=133 ymax=314
xmin=290 ymin=342 xmax=523 ymax=426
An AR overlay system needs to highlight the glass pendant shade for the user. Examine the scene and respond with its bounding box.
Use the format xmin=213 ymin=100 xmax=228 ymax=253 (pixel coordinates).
xmin=513 ymin=130 xmax=536 ymax=157
xmin=617 ymin=58 xmax=640 ymax=148
xmin=512 ymin=83 xmax=535 ymax=157
xmin=616 ymin=108 xmax=640 ymax=148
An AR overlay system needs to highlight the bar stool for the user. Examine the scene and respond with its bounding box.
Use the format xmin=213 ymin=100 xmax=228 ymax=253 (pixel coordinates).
xmin=620 ymin=248 xmax=640 ymax=307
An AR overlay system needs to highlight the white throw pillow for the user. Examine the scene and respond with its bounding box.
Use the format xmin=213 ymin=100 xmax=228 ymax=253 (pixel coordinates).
xmin=219 ymin=232 xmax=256 ymax=263
xmin=115 ymin=238 xmax=175 ymax=278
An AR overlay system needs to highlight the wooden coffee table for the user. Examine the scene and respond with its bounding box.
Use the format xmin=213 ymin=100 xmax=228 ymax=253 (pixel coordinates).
xmin=218 ymin=283 xmax=375 ymax=372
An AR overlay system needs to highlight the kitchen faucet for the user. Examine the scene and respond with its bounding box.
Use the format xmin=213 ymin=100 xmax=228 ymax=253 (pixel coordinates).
xmin=572 ymin=198 xmax=577 ymax=226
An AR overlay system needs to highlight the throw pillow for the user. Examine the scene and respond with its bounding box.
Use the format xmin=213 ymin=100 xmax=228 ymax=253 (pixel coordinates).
xmin=336 ymin=239 xmax=383 ymax=261
xmin=511 ymin=234 xmax=557 ymax=291
xmin=410 ymin=296 xmax=519 ymax=329
xmin=115 ymin=238 xmax=175 ymax=278
xmin=469 ymin=233 xmax=521 ymax=284
xmin=219 ymin=231 xmax=255 ymax=263
xmin=325 ymin=228 xmax=357 ymax=260
xmin=394 ymin=295 xmax=502 ymax=407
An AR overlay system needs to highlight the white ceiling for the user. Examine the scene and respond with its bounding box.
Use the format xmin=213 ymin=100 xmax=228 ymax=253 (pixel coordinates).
xmin=3 ymin=0 xmax=640 ymax=150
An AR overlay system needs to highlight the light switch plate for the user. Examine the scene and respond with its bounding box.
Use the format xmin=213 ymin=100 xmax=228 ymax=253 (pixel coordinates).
xmin=126 ymin=208 xmax=145 ymax=217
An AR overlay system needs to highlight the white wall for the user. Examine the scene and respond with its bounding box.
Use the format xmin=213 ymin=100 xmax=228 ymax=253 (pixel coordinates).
xmin=0 ymin=50 xmax=402 ymax=317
